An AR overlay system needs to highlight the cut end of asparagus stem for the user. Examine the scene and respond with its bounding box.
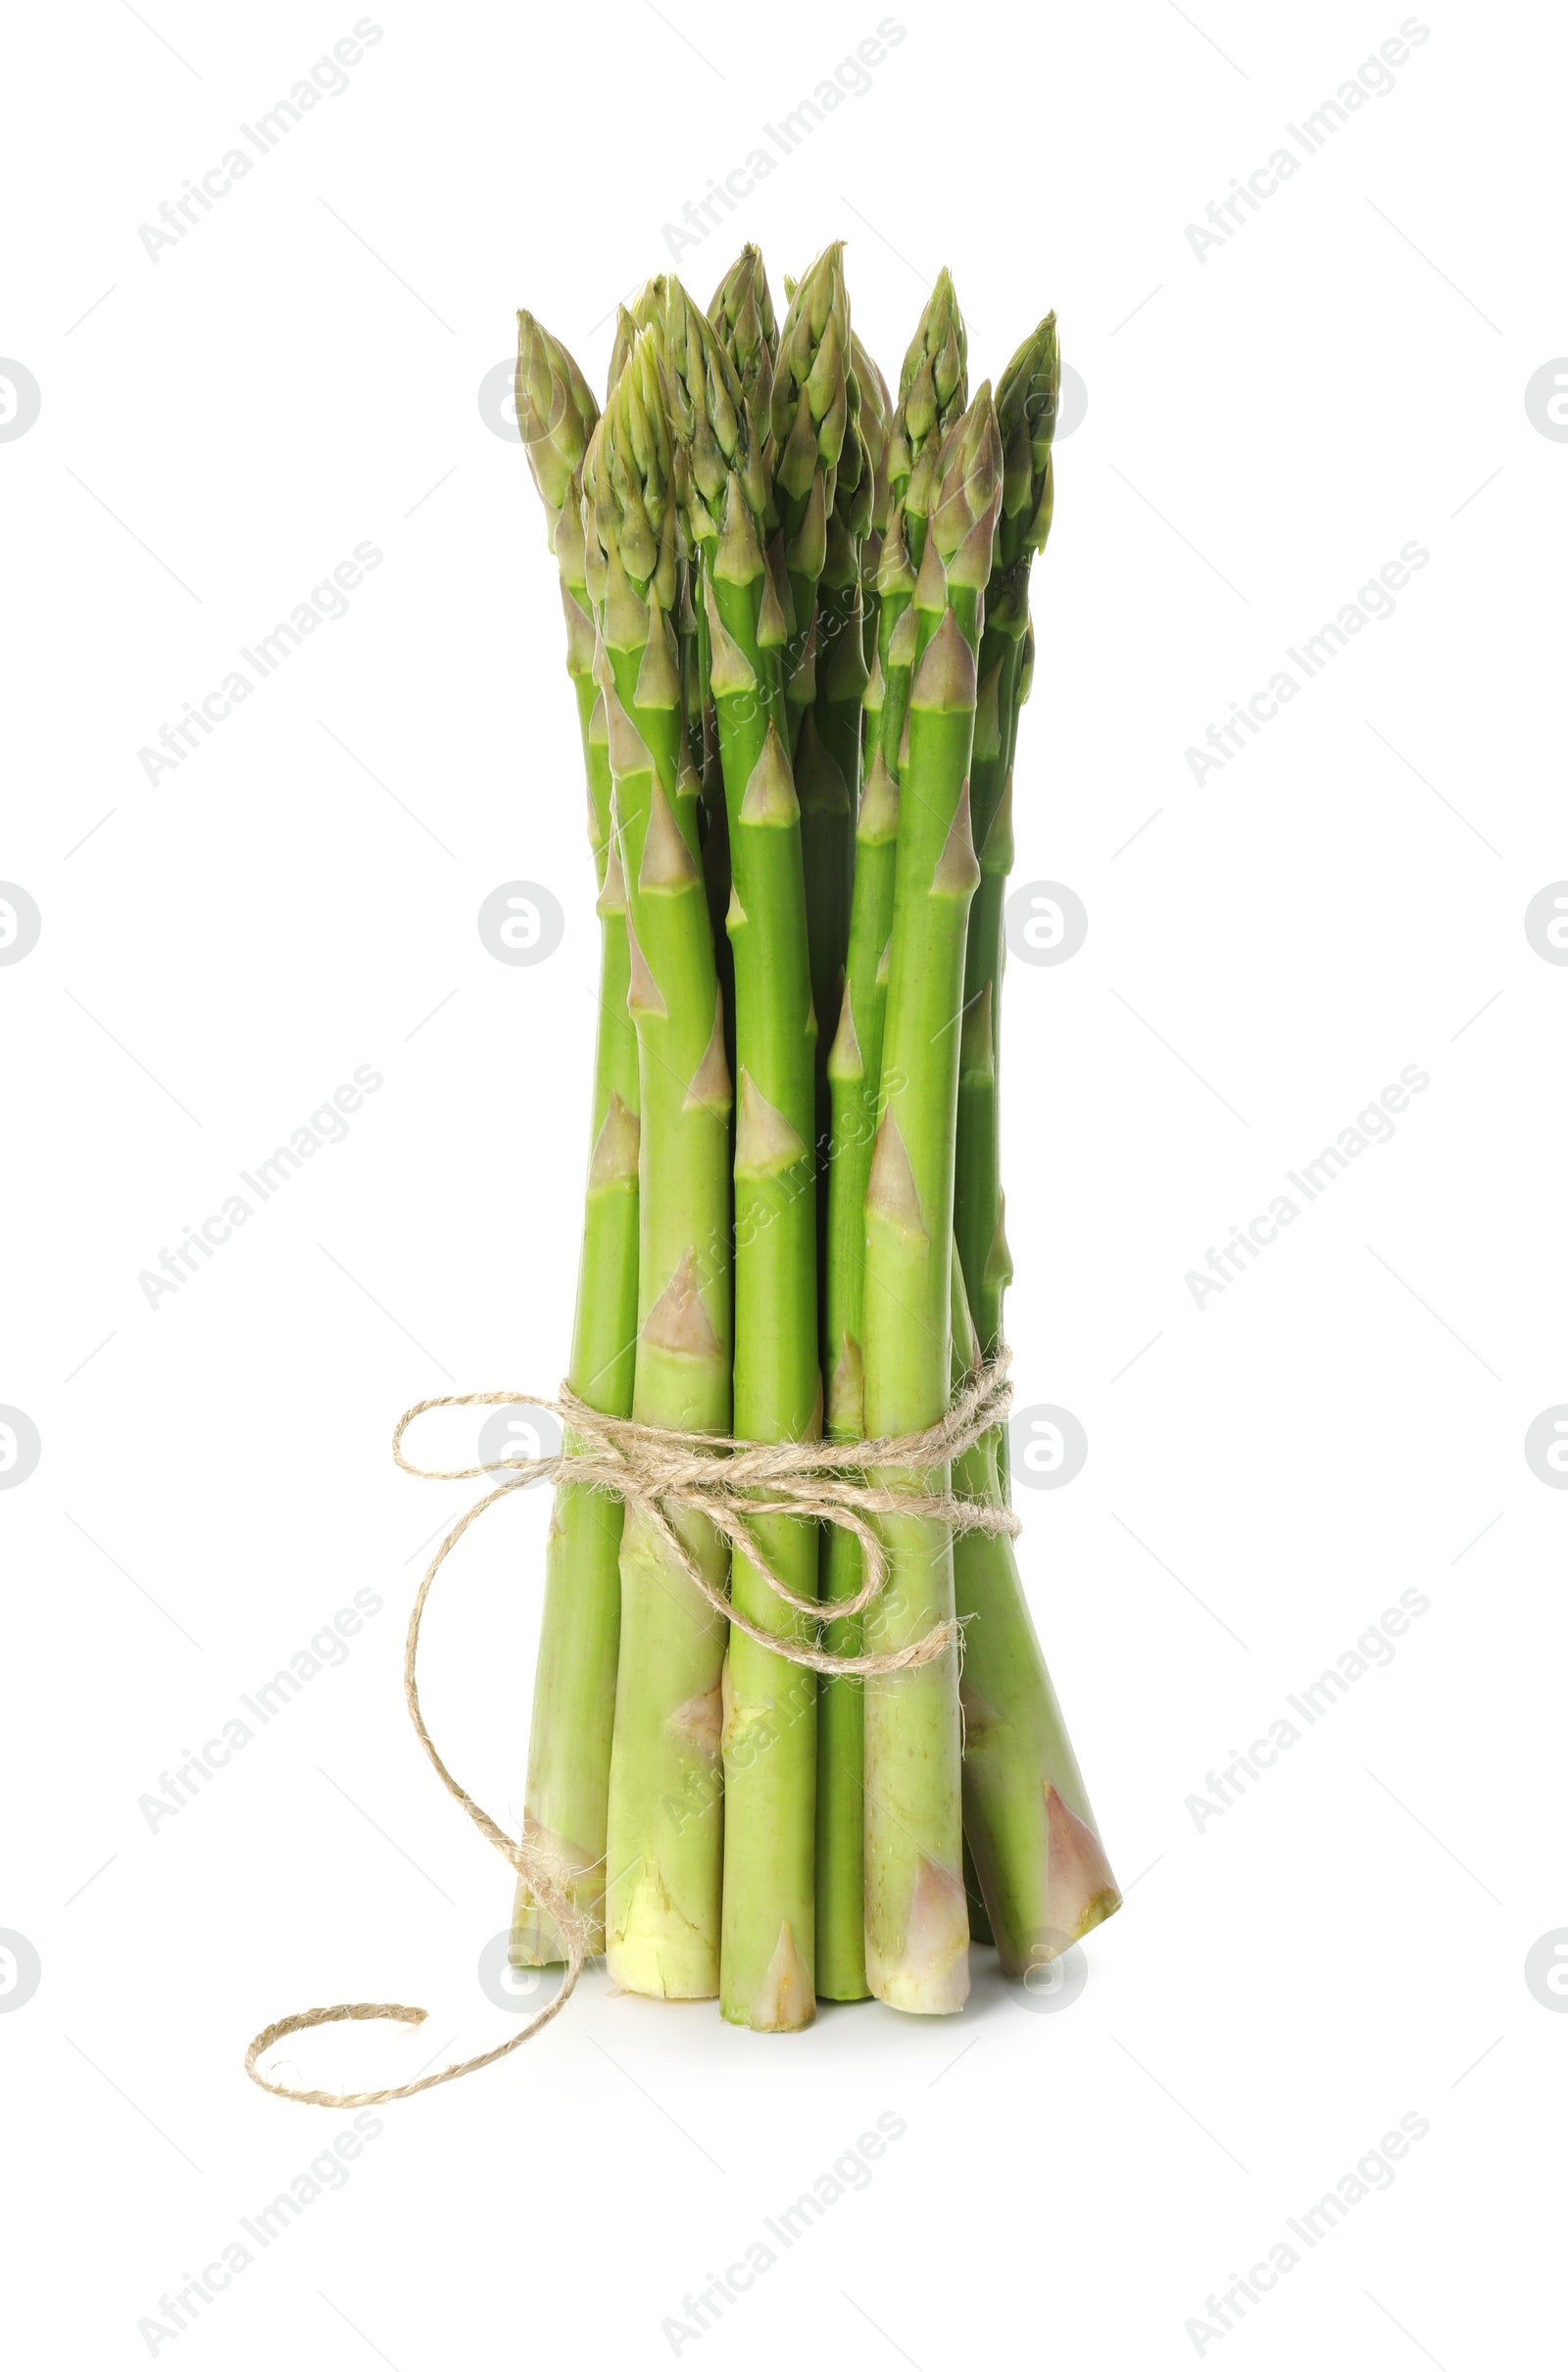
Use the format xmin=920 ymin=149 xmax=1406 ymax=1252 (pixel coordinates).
xmin=985 ymin=1787 xmax=1121 ymax=1980
xmin=865 ymin=1854 xmax=970 ymax=2014
xmin=511 ymin=1817 xmax=604 ymax=1963
xmin=1044 ymin=1783 xmax=1122 ymax=1945
xmin=608 ymin=1894 xmax=722 ymax=2001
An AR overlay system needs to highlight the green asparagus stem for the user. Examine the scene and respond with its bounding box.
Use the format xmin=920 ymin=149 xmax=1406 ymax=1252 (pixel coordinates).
xmin=667 ymin=278 xmax=821 ymax=2029
xmin=785 ymin=258 xmax=870 ymax=1211
xmin=814 ymin=733 xmax=898 ymax=2000
xmin=950 ymin=1240 xmax=1120 ymax=1968
xmin=810 ymin=374 xmax=996 ymax=2001
xmin=608 ymin=279 xmax=664 ymax=394
xmin=802 ymin=354 xmax=871 ymax=1104
xmin=955 ymin=315 xmax=1057 ymax=1361
xmin=770 ymin=246 xmax=851 ymax=758
xmin=875 ymin=270 xmax=969 ymax=780
xmin=589 ymin=331 xmax=735 ymax=2000
xmin=708 ymin=248 xmax=780 ymax=1089
xmin=859 ymin=399 xmax=993 ymax=2001
xmin=612 ymin=280 xmax=714 ymax=791
xmin=812 ymin=284 xmax=973 ymax=2003
xmin=806 ymin=277 xmax=967 ymax=1992
xmin=851 ymin=329 xmax=892 ymax=676
xmin=962 ymin=1835 xmax=996 ymax=1945
xmin=941 ymin=318 xmax=1116 ymax=1952
xmin=708 ymin=244 xmax=777 ymax=440
xmin=509 ymin=314 xmax=636 ymax=1963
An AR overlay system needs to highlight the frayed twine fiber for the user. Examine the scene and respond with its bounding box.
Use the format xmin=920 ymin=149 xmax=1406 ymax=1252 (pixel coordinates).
xmin=244 ymin=1352 xmax=1017 ymax=2108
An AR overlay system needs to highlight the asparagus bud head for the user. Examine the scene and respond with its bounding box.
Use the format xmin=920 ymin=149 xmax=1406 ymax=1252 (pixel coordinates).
xmin=515 ymin=309 xmax=600 ymax=525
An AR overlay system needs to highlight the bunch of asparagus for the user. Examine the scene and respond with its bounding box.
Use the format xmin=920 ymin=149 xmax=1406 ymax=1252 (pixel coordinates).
xmin=510 ymin=245 xmax=1119 ymax=2029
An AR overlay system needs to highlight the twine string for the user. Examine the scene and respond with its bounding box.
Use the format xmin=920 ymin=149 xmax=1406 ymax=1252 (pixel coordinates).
xmin=244 ymin=1352 xmax=1017 ymax=2108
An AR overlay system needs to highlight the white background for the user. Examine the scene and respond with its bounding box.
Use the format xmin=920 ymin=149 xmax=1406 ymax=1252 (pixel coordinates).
xmin=4 ymin=1 xmax=1563 ymax=2363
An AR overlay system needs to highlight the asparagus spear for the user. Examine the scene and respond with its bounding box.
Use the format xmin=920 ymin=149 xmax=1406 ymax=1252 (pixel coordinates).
xmin=707 ymin=248 xmax=780 ymax=1080
xmin=666 ymin=276 xmax=821 ymax=2029
xmin=945 ymin=317 xmax=1120 ymax=1960
xmin=949 ymin=1240 xmax=1119 ymax=1966
xmin=589 ymin=330 xmax=735 ymax=2000
xmin=851 ymin=329 xmax=892 ymax=676
xmin=607 ymin=279 xmax=664 ymax=395
xmin=876 ymin=269 xmax=969 ymax=779
xmin=955 ymin=315 xmax=1057 ymax=1363
xmin=858 ymin=387 xmax=998 ymax=2011
xmin=814 ymin=728 xmax=898 ymax=2000
xmin=800 ymin=378 xmax=870 ymax=1099
xmin=770 ymin=245 xmax=851 ymax=757
xmin=708 ymin=244 xmax=777 ymax=439
xmin=811 ymin=281 xmax=971 ymax=1999
xmin=769 ymin=251 xmax=861 ymax=1082
xmin=509 ymin=314 xmax=636 ymax=1963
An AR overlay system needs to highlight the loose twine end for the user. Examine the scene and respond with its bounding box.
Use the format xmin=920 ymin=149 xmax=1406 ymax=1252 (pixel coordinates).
xmin=244 ymin=1352 xmax=1017 ymax=2107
